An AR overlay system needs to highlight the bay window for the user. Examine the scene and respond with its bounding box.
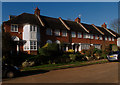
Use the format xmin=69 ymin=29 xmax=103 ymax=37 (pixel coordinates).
xmin=30 ymin=41 xmax=37 ymax=50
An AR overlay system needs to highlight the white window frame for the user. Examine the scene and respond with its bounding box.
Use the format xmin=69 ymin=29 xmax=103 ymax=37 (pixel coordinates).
xmin=54 ymin=29 xmax=60 ymax=36
xmin=112 ymin=37 xmax=114 ymax=41
xmin=87 ymin=34 xmax=90 ymax=39
xmin=83 ymin=33 xmax=87 ymax=38
xmin=90 ymin=34 xmax=94 ymax=39
xmin=62 ymin=30 xmax=67 ymax=37
xmin=30 ymin=41 xmax=37 ymax=50
xmin=105 ymin=36 xmax=108 ymax=41
xmin=30 ymin=25 xmax=37 ymax=32
xmin=95 ymin=35 xmax=98 ymax=40
xmin=46 ymin=28 xmax=52 ymax=35
xmin=71 ymin=31 xmax=76 ymax=38
xmin=77 ymin=32 xmax=82 ymax=38
xmin=99 ymin=35 xmax=103 ymax=40
xmin=24 ymin=41 xmax=30 ymax=51
xmin=11 ymin=24 xmax=18 ymax=32
xmin=109 ymin=37 xmax=111 ymax=41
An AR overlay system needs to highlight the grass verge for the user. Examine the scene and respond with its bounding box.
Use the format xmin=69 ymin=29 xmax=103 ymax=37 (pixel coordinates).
xmin=21 ymin=59 xmax=109 ymax=71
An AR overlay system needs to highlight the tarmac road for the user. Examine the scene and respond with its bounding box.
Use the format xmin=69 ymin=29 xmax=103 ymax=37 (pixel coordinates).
xmin=2 ymin=62 xmax=119 ymax=83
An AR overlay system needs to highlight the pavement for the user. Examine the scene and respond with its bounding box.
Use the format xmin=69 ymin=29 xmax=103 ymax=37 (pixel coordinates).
xmin=2 ymin=62 xmax=119 ymax=83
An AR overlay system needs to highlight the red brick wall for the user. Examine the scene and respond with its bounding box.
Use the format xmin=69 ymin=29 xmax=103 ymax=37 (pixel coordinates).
xmin=3 ymin=23 xmax=117 ymax=55
xmin=42 ymin=29 xmax=117 ymax=46
xmin=3 ymin=23 xmax=23 ymax=52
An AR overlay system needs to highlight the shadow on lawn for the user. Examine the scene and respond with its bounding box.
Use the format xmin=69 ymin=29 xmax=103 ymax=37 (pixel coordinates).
xmin=19 ymin=69 xmax=50 ymax=77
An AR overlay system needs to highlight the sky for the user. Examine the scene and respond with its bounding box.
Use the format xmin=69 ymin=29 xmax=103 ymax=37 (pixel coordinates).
xmin=2 ymin=2 xmax=118 ymax=29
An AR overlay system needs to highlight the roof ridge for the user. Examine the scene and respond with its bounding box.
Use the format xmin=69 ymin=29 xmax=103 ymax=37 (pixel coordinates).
xmin=58 ymin=17 xmax=70 ymax=30
xmin=91 ymin=24 xmax=104 ymax=35
xmin=103 ymin=27 xmax=116 ymax=37
xmin=77 ymin=22 xmax=89 ymax=33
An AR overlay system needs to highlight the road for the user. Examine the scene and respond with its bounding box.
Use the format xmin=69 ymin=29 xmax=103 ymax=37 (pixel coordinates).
xmin=2 ymin=62 xmax=119 ymax=83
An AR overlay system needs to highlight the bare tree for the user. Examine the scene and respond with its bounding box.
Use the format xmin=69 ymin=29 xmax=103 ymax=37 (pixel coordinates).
xmin=110 ymin=19 xmax=120 ymax=34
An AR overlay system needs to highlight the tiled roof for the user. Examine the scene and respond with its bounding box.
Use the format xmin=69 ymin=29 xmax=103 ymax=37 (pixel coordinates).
xmin=108 ymin=29 xmax=120 ymax=38
xmin=4 ymin=13 xmax=41 ymax=26
xmin=3 ymin=12 xmax=117 ymax=37
xmin=63 ymin=20 xmax=88 ymax=33
xmin=81 ymin=23 xmax=102 ymax=35
xmin=96 ymin=26 xmax=114 ymax=37
xmin=40 ymin=15 xmax=67 ymax=30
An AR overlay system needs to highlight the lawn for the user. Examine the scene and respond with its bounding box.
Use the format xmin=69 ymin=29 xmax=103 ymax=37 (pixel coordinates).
xmin=21 ymin=59 xmax=108 ymax=71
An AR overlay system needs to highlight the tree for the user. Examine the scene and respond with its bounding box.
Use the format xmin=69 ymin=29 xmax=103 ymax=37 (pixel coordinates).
xmin=2 ymin=32 xmax=14 ymax=57
xmin=110 ymin=19 xmax=120 ymax=34
xmin=39 ymin=43 xmax=62 ymax=64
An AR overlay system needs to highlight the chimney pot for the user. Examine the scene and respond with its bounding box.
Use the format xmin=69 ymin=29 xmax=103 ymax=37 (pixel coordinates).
xmin=34 ymin=7 xmax=40 ymax=16
xmin=75 ymin=17 xmax=80 ymax=23
xmin=101 ymin=22 xmax=107 ymax=28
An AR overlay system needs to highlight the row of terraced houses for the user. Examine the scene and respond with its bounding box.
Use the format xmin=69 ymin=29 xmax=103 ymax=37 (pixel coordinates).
xmin=3 ymin=7 xmax=120 ymax=55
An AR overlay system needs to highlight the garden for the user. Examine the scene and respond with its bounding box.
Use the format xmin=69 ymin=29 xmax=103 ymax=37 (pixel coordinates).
xmin=2 ymin=32 xmax=120 ymax=71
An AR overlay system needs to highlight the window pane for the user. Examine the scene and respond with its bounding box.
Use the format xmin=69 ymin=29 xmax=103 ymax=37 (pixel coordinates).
xmin=78 ymin=32 xmax=82 ymax=38
xmin=11 ymin=25 xmax=18 ymax=32
xmin=34 ymin=46 xmax=36 ymax=49
xmin=46 ymin=28 xmax=52 ymax=35
xmin=55 ymin=29 xmax=60 ymax=36
xmin=30 ymin=25 xmax=32 ymax=31
xmin=95 ymin=35 xmax=98 ymax=39
xmin=90 ymin=34 xmax=93 ymax=39
xmin=30 ymin=42 xmax=33 ymax=45
xmin=72 ymin=31 xmax=76 ymax=37
xmin=33 ymin=26 xmax=36 ymax=31
xmin=62 ymin=30 xmax=67 ymax=36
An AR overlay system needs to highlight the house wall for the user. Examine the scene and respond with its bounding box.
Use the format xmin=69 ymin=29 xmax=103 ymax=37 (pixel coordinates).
xmin=117 ymin=38 xmax=120 ymax=47
xmin=3 ymin=23 xmax=23 ymax=52
xmin=3 ymin=22 xmax=118 ymax=55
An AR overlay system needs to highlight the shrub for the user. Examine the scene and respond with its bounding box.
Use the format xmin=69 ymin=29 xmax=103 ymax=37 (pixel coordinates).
xmin=58 ymin=53 xmax=70 ymax=63
xmin=38 ymin=43 xmax=62 ymax=64
xmin=69 ymin=54 xmax=76 ymax=62
xmin=66 ymin=49 xmax=74 ymax=53
xmin=75 ymin=52 xmax=85 ymax=61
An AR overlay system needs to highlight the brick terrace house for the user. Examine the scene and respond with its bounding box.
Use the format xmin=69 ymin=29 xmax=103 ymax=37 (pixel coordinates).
xmin=3 ymin=7 xmax=120 ymax=55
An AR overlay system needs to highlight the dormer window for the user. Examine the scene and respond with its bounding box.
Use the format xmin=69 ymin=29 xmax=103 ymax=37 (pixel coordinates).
xmin=11 ymin=24 xmax=18 ymax=32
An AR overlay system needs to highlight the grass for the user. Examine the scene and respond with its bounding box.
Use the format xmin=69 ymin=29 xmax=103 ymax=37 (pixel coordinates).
xmin=21 ymin=59 xmax=108 ymax=71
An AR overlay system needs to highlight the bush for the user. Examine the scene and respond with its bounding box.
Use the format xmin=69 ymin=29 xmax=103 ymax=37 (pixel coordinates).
xmin=38 ymin=43 xmax=62 ymax=64
xmin=69 ymin=54 xmax=76 ymax=62
xmin=66 ymin=49 xmax=74 ymax=53
xmin=75 ymin=52 xmax=85 ymax=61
xmin=57 ymin=53 xmax=70 ymax=63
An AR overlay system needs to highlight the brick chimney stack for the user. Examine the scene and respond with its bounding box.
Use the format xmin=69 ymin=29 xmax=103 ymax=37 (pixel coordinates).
xmin=101 ymin=22 xmax=107 ymax=28
xmin=75 ymin=17 xmax=81 ymax=23
xmin=34 ymin=7 xmax=40 ymax=16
